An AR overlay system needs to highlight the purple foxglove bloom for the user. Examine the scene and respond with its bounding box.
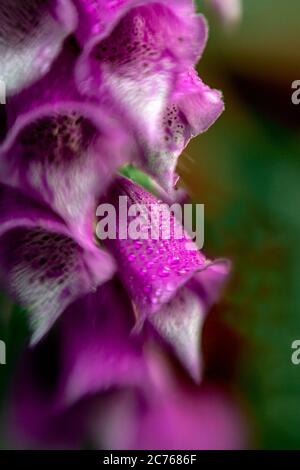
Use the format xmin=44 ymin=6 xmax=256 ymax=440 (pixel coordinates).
xmin=9 ymin=312 xmax=246 ymax=450
xmin=0 ymin=0 xmax=239 ymax=452
xmin=98 ymin=386 xmax=246 ymax=450
xmin=98 ymin=175 xmax=230 ymax=380
xmin=74 ymin=0 xmax=224 ymax=191
xmin=206 ymin=0 xmax=242 ymax=26
xmin=0 ymin=183 xmax=116 ymax=344
xmin=1 ymin=1 xmax=224 ymax=203
xmin=90 ymin=352 xmax=248 ymax=450
xmin=0 ymin=0 xmax=77 ymax=96
xmin=0 ymin=175 xmax=229 ymax=378
xmin=145 ymin=68 xmax=224 ymax=191
xmin=9 ymin=280 xmax=148 ymax=449
xmin=0 ymin=44 xmax=137 ymax=245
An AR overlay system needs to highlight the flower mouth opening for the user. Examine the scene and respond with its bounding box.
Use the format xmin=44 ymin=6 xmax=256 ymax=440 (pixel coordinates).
xmin=17 ymin=112 xmax=98 ymax=167
xmin=91 ymin=3 xmax=181 ymax=73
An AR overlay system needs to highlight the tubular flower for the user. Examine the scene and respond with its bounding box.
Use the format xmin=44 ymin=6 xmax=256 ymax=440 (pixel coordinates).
xmin=100 ymin=176 xmax=230 ymax=380
xmin=1 ymin=1 xmax=224 ymax=197
xmin=74 ymin=0 xmax=224 ymax=191
xmin=0 ymin=177 xmax=229 ymax=377
xmin=0 ymin=0 xmax=240 ymax=450
xmin=90 ymin=347 xmax=248 ymax=450
xmin=0 ymin=43 xmax=138 ymax=245
xmin=9 ymin=280 xmax=148 ymax=449
xmin=9 ymin=313 xmax=247 ymax=450
xmin=0 ymin=184 xmax=116 ymax=345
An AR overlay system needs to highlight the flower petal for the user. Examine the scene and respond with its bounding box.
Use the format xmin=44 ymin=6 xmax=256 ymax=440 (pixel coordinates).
xmin=75 ymin=1 xmax=207 ymax=151
xmin=100 ymin=176 xmax=208 ymax=321
xmin=146 ymin=69 xmax=224 ymax=191
xmin=57 ymin=280 xmax=146 ymax=406
xmin=8 ymin=322 xmax=96 ymax=449
xmin=91 ymin=351 xmax=247 ymax=450
xmin=74 ymin=0 xmax=206 ymax=55
xmin=1 ymin=45 xmax=134 ymax=246
xmin=0 ymin=184 xmax=116 ymax=344
xmin=129 ymin=384 xmax=247 ymax=449
xmin=0 ymin=0 xmax=77 ymax=95
xmin=149 ymin=260 xmax=231 ymax=381
xmin=9 ymin=281 xmax=147 ymax=448
xmin=74 ymin=1 xmax=223 ymax=192
xmin=190 ymin=258 xmax=231 ymax=307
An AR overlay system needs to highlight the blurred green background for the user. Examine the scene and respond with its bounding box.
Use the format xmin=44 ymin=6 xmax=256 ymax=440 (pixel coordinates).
xmin=180 ymin=0 xmax=300 ymax=449
xmin=0 ymin=0 xmax=300 ymax=449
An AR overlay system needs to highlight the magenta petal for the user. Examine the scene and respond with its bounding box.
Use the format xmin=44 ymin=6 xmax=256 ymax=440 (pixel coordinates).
xmin=101 ymin=176 xmax=208 ymax=321
xmin=0 ymin=184 xmax=116 ymax=344
xmin=9 ymin=329 xmax=88 ymax=449
xmin=9 ymin=282 xmax=147 ymax=449
xmin=130 ymin=384 xmax=247 ymax=450
xmin=74 ymin=0 xmax=206 ymax=62
xmin=146 ymin=69 xmax=224 ymax=191
xmin=0 ymin=184 xmax=71 ymax=239
xmin=73 ymin=1 xmax=222 ymax=193
xmin=172 ymin=69 xmax=224 ymax=137
xmin=57 ymin=280 xmax=146 ymax=407
xmin=100 ymin=177 xmax=230 ymax=380
xmin=0 ymin=46 xmax=133 ymax=247
xmin=0 ymin=0 xmax=77 ymax=95
xmin=92 ymin=353 xmax=247 ymax=450
xmin=189 ymin=258 xmax=231 ymax=308
xmin=149 ymin=260 xmax=231 ymax=381
xmin=75 ymin=2 xmax=207 ymax=151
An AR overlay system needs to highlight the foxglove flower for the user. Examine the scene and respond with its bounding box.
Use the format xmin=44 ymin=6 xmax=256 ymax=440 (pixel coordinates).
xmin=0 ymin=0 xmax=77 ymax=95
xmin=0 ymin=176 xmax=229 ymax=379
xmin=100 ymin=176 xmax=230 ymax=380
xmin=74 ymin=0 xmax=224 ymax=191
xmin=0 ymin=183 xmax=116 ymax=344
xmin=9 ymin=280 xmax=147 ymax=449
xmin=90 ymin=349 xmax=247 ymax=450
xmin=0 ymin=43 xmax=137 ymax=245
xmin=0 ymin=0 xmax=237 ymax=451
xmin=9 ymin=310 xmax=246 ymax=450
xmin=1 ymin=1 xmax=224 ymax=204
xmin=98 ymin=385 xmax=246 ymax=450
